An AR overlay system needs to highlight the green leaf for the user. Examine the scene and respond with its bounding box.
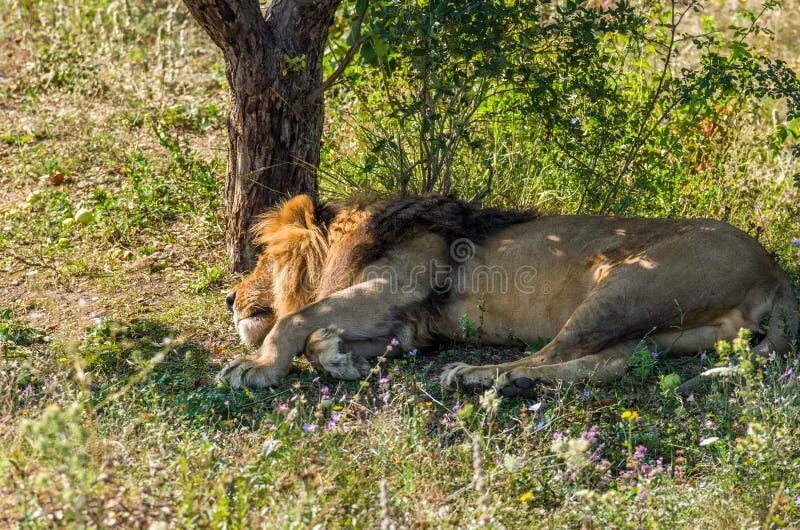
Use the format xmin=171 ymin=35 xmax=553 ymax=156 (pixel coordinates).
xmin=371 ymin=35 xmax=388 ymax=60
xmin=359 ymin=39 xmax=377 ymax=66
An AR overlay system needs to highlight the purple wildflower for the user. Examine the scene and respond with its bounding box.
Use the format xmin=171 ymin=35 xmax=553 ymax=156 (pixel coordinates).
xmin=633 ymin=445 xmax=647 ymax=463
xmin=408 ymin=348 xmax=418 ymax=357
xmin=778 ymin=367 xmax=794 ymax=381
xmin=552 ymin=431 xmax=564 ymax=441
xmin=276 ymin=402 xmax=289 ymax=413
xmin=289 ymin=394 xmax=298 ymax=402
xmin=791 ymin=238 xmax=800 ymax=248
xmin=451 ymin=402 xmax=463 ymax=414
xmin=302 ymin=423 xmax=316 ymax=433
xmin=795 ymin=495 xmax=800 ymax=507
xmin=320 ymin=386 xmax=330 ymax=397
xmin=640 ymin=457 xmax=664 ymax=479
xmin=581 ymin=388 xmax=591 ymax=399
xmin=325 ymin=413 xmax=341 ymax=431
xmin=312 ymin=376 xmax=321 ymax=384
xmin=581 ymin=425 xmax=599 ymax=444
xmin=378 ymin=377 xmax=390 ymax=385
xmin=390 ymin=338 xmax=400 ymax=348
xmin=650 ymin=351 xmax=659 ymax=359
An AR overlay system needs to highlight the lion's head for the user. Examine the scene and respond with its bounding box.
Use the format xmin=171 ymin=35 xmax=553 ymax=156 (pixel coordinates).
xmin=226 ymin=251 xmax=277 ymax=347
xmin=226 ymin=195 xmax=330 ymax=346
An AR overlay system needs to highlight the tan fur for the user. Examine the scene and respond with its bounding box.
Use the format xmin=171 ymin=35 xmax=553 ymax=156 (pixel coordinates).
xmin=220 ymin=195 xmax=799 ymax=394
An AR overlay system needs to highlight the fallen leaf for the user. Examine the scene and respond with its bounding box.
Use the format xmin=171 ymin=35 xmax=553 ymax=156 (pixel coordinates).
xmin=48 ymin=172 xmax=65 ymax=185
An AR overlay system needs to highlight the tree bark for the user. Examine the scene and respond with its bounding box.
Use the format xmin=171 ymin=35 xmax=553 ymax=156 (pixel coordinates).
xmin=183 ymin=0 xmax=340 ymax=271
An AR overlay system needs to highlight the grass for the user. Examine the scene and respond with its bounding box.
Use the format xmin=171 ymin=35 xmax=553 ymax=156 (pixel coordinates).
xmin=1 ymin=0 xmax=800 ymax=528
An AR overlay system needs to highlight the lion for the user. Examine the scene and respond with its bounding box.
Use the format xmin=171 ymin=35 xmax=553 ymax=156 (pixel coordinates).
xmin=219 ymin=194 xmax=798 ymax=397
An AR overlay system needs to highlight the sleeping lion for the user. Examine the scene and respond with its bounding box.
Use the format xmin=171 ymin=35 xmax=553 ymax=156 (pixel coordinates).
xmin=219 ymin=194 xmax=798 ymax=397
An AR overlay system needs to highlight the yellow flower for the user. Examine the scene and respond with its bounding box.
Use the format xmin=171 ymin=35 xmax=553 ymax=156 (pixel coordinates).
xmin=519 ymin=491 xmax=534 ymax=503
xmin=621 ymin=409 xmax=640 ymax=422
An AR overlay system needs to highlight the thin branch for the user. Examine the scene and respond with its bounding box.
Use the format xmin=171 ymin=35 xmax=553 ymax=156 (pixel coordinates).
xmin=303 ymin=7 xmax=369 ymax=109
xmin=599 ymin=0 xmax=686 ymax=213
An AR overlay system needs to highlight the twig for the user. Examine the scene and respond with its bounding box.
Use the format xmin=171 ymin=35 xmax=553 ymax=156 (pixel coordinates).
xmin=302 ymin=6 xmax=369 ymax=109
xmin=473 ymin=436 xmax=490 ymax=526
xmin=379 ymin=479 xmax=394 ymax=530
xmin=762 ymin=481 xmax=784 ymax=530
xmin=600 ymin=0 xmax=687 ymax=213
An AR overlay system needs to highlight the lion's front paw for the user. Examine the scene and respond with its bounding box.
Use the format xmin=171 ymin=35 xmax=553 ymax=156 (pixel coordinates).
xmin=217 ymin=357 xmax=286 ymax=390
xmin=440 ymin=362 xmax=496 ymax=392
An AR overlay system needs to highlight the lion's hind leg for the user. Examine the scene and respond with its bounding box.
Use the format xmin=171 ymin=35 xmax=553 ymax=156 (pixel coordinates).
xmin=494 ymin=342 xmax=634 ymax=398
xmin=440 ymin=341 xmax=635 ymax=397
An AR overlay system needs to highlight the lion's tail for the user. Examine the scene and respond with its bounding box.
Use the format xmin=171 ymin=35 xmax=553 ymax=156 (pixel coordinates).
xmin=754 ymin=278 xmax=799 ymax=356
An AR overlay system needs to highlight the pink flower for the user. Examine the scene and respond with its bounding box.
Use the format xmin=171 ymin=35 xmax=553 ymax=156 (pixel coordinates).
xmin=581 ymin=425 xmax=598 ymax=444
xmin=302 ymin=423 xmax=316 ymax=433
xmin=325 ymin=413 xmax=341 ymax=431
xmin=633 ymin=445 xmax=647 ymax=463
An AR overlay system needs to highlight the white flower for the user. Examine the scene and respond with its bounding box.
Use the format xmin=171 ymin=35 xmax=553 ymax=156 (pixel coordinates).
xmin=261 ymin=439 xmax=281 ymax=457
xmin=479 ymin=388 xmax=501 ymax=412
xmin=701 ymin=367 xmax=739 ymax=378
xmin=699 ymin=437 xmax=719 ymax=447
xmin=503 ymin=454 xmax=523 ymax=473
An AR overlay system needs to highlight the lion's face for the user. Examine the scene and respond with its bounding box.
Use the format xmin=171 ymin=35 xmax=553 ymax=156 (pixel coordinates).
xmin=226 ymin=194 xmax=335 ymax=348
xmin=226 ymin=254 xmax=277 ymax=347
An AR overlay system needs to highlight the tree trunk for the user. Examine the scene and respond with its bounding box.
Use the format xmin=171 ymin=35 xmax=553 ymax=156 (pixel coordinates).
xmin=183 ymin=0 xmax=340 ymax=271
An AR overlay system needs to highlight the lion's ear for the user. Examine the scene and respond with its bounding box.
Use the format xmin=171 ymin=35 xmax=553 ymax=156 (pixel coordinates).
xmin=252 ymin=194 xmax=320 ymax=247
xmin=278 ymin=194 xmax=317 ymax=229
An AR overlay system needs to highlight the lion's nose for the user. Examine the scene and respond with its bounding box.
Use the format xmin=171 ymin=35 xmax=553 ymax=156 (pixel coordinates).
xmin=225 ymin=292 xmax=236 ymax=313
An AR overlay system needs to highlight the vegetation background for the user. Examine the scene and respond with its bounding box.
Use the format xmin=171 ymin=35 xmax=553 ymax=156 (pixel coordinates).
xmin=1 ymin=0 xmax=799 ymax=527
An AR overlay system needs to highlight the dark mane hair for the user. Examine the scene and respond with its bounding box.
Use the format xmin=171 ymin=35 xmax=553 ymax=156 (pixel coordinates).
xmin=314 ymin=195 xmax=536 ymax=298
xmin=362 ymin=195 xmax=535 ymax=263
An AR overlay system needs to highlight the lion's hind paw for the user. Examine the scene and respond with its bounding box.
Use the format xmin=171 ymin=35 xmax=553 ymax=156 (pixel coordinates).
xmin=440 ymin=362 xmax=496 ymax=393
xmin=495 ymin=371 xmax=543 ymax=398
